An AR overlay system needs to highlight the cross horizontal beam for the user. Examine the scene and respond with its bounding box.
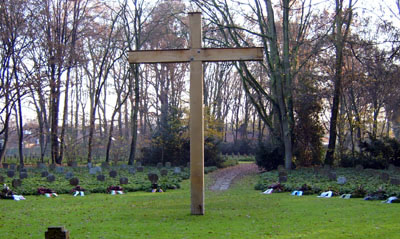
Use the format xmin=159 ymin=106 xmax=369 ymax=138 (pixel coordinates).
xmin=128 ymin=47 xmax=263 ymax=64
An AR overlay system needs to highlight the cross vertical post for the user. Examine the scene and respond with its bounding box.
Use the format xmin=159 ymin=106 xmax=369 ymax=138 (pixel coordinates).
xmin=189 ymin=12 xmax=204 ymax=215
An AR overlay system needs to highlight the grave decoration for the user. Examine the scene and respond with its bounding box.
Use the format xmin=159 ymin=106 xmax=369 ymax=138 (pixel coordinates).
xmin=364 ymin=189 xmax=387 ymax=201
xmin=351 ymin=185 xmax=367 ymax=198
xmin=0 ymin=184 xmax=25 ymax=201
xmin=37 ymin=187 xmax=58 ymax=198
xmin=71 ymin=185 xmax=85 ymax=197
xmin=107 ymin=185 xmax=123 ymax=195
xmin=263 ymin=182 xmax=284 ymax=194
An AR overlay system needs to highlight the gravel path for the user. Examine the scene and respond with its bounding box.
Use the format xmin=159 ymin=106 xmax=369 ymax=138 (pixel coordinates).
xmin=209 ymin=163 xmax=260 ymax=191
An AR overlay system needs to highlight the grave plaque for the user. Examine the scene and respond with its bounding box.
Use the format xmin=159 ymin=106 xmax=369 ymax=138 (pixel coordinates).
xmin=101 ymin=162 xmax=109 ymax=169
xmin=68 ymin=161 xmax=78 ymax=168
xmin=41 ymin=171 xmax=49 ymax=177
xmin=7 ymin=170 xmax=15 ymax=178
xmin=97 ymin=174 xmax=105 ymax=181
xmin=9 ymin=163 xmax=16 ymax=170
xmin=87 ymin=162 xmax=92 ymax=168
xmin=12 ymin=178 xmax=22 ymax=187
xmin=156 ymin=162 xmax=163 ymax=169
xmin=89 ymin=168 xmax=97 ymax=175
xmin=128 ymin=167 xmax=136 ymax=175
xmin=388 ymin=164 xmax=397 ymax=171
xmin=47 ymin=174 xmax=56 ymax=182
xmin=323 ymin=165 xmax=331 ymax=171
xmin=19 ymin=172 xmax=28 ymax=179
xmin=19 ymin=167 xmax=27 ymax=173
xmin=109 ymin=170 xmax=117 ymax=178
xmin=277 ymin=165 xmax=285 ymax=172
xmin=380 ymin=172 xmax=390 ymax=181
xmin=55 ymin=167 xmax=65 ymax=174
xmin=49 ymin=164 xmax=56 ymax=171
xmin=390 ymin=177 xmax=400 ymax=185
xmin=69 ymin=177 xmax=79 ymax=186
xmin=279 ymin=175 xmax=287 ymax=183
xmin=37 ymin=163 xmax=46 ymax=169
xmin=337 ymin=176 xmax=347 ymax=185
xmin=355 ymin=164 xmax=364 ymax=171
xmin=0 ymin=175 xmax=4 ymax=184
xmin=89 ymin=166 xmax=102 ymax=175
xmin=278 ymin=171 xmax=287 ymax=177
xmin=174 ymin=167 xmax=181 ymax=174
xmin=120 ymin=164 xmax=128 ymax=170
xmin=165 ymin=162 xmax=171 ymax=168
xmin=328 ymin=171 xmax=337 ymax=181
xmin=95 ymin=166 xmax=102 ymax=173
xmin=148 ymin=173 xmax=159 ymax=184
xmin=161 ymin=169 xmax=168 ymax=176
xmin=137 ymin=166 xmax=144 ymax=172
xmin=120 ymin=177 xmax=129 ymax=185
xmin=65 ymin=172 xmax=74 ymax=180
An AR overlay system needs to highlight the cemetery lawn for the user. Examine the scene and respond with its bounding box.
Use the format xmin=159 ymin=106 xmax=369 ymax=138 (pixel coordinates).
xmin=1 ymin=173 xmax=399 ymax=238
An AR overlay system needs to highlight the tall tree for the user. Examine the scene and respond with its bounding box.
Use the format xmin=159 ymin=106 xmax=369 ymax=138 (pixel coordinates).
xmin=325 ymin=0 xmax=354 ymax=165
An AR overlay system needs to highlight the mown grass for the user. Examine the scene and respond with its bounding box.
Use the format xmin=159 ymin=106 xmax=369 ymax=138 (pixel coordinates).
xmin=1 ymin=171 xmax=399 ymax=238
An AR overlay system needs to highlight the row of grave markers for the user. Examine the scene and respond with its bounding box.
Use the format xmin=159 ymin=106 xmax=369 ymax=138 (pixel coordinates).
xmin=0 ymin=162 xmax=186 ymax=190
xmin=276 ymin=164 xmax=400 ymax=186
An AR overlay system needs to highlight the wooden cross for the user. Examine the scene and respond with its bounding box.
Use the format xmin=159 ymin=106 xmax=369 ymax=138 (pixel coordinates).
xmin=129 ymin=12 xmax=263 ymax=215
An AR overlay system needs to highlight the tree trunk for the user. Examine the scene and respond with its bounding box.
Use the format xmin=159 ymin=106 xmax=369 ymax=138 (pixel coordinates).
xmin=128 ymin=65 xmax=140 ymax=165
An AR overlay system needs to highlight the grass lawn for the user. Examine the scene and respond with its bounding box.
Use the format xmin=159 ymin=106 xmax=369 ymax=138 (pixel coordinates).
xmin=1 ymin=172 xmax=399 ymax=238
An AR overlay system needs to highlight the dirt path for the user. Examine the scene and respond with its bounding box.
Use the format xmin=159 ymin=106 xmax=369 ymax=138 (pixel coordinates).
xmin=209 ymin=163 xmax=260 ymax=191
